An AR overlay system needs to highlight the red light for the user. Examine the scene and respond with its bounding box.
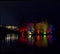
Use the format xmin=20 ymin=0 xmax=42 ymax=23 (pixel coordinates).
xmin=19 ymin=27 xmax=27 ymax=32
xmin=46 ymin=28 xmax=52 ymax=33
xmin=47 ymin=35 xmax=51 ymax=41
xmin=18 ymin=36 xmax=27 ymax=44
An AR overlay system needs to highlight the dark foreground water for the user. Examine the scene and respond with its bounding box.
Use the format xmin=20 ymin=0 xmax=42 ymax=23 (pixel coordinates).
xmin=1 ymin=34 xmax=60 ymax=54
xmin=0 ymin=27 xmax=60 ymax=54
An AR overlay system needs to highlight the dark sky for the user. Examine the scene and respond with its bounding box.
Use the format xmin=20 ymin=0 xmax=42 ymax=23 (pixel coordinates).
xmin=0 ymin=1 xmax=60 ymax=26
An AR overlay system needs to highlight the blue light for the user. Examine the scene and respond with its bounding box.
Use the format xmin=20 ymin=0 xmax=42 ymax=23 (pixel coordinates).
xmin=50 ymin=25 xmax=55 ymax=31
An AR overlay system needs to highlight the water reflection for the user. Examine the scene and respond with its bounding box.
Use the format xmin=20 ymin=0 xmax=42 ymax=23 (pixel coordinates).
xmin=5 ymin=33 xmax=18 ymax=41
xmin=47 ymin=35 xmax=55 ymax=44
xmin=35 ymin=35 xmax=41 ymax=47
xmin=3 ymin=33 xmax=55 ymax=47
xmin=4 ymin=33 xmax=18 ymax=47
xmin=27 ymin=34 xmax=35 ymax=45
xmin=42 ymin=35 xmax=48 ymax=47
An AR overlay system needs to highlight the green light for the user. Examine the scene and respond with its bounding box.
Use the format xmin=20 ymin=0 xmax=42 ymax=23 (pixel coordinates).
xmin=44 ymin=35 xmax=46 ymax=38
xmin=43 ymin=35 xmax=48 ymax=46
xmin=43 ymin=31 xmax=46 ymax=35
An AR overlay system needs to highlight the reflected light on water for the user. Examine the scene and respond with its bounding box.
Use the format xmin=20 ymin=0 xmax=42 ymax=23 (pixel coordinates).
xmin=4 ymin=33 xmax=55 ymax=47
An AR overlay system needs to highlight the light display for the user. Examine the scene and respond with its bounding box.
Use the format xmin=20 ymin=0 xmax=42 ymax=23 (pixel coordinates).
xmin=27 ymin=34 xmax=35 ymax=45
xmin=18 ymin=21 xmax=55 ymax=47
xmin=27 ymin=23 xmax=35 ymax=34
xmin=4 ymin=21 xmax=55 ymax=47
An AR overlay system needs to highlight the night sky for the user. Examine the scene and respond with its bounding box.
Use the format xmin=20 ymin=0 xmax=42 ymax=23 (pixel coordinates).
xmin=0 ymin=1 xmax=60 ymax=26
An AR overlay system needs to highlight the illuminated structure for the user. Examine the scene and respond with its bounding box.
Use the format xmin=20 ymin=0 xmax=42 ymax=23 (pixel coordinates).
xmin=3 ymin=20 xmax=55 ymax=47
xmin=5 ymin=25 xmax=19 ymax=31
xmin=18 ymin=21 xmax=55 ymax=47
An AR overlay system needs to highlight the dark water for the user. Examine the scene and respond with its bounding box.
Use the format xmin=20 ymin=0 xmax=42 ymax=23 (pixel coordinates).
xmin=0 ymin=27 xmax=60 ymax=54
xmin=1 ymin=34 xmax=60 ymax=54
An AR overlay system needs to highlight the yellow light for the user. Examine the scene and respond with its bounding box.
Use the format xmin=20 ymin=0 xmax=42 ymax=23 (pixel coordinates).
xmin=28 ymin=31 xmax=32 ymax=35
xmin=35 ymin=23 xmax=41 ymax=29
xmin=6 ymin=26 xmax=12 ymax=29
xmin=28 ymin=35 xmax=31 ymax=38
xmin=5 ymin=34 xmax=10 ymax=41
xmin=37 ymin=30 xmax=40 ymax=34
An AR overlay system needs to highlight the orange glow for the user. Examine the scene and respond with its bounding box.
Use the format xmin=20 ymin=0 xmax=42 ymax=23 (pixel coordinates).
xmin=36 ymin=35 xmax=41 ymax=40
xmin=37 ymin=30 xmax=40 ymax=34
xmin=35 ymin=35 xmax=41 ymax=47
